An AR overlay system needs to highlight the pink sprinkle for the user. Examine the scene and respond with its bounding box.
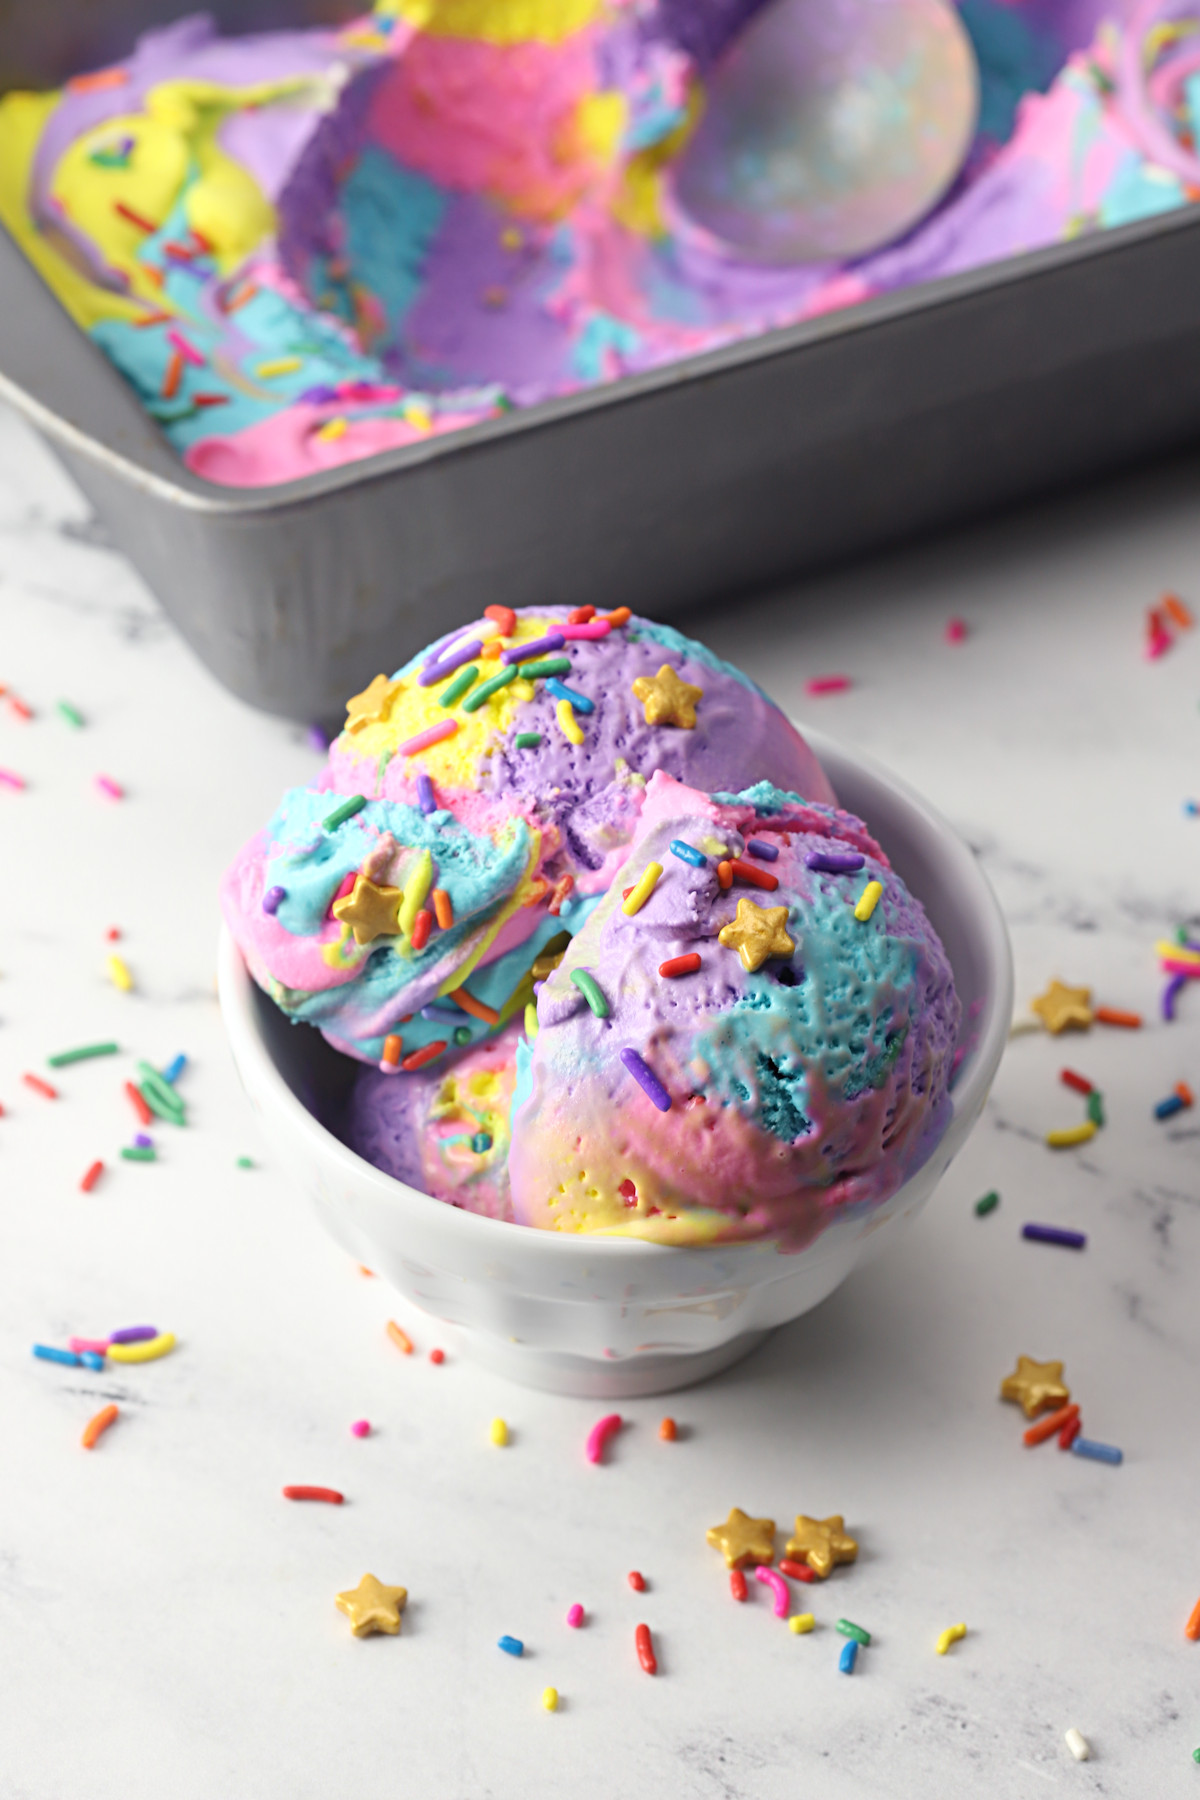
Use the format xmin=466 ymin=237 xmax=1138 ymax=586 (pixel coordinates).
xmin=584 ymin=1412 xmax=622 ymax=1465
xmin=559 ymin=620 xmax=612 ymax=640
xmin=945 ymin=618 xmax=967 ymax=644
xmin=69 ymin=1337 xmax=109 ymax=1356
xmin=754 ymin=1564 xmax=790 ymax=1618
xmin=95 ymin=775 xmax=124 ymax=801
xmin=350 ymin=1419 xmax=370 ymax=1438
xmin=0 ymin=767 xmax=25 ymax=791
xmin=395 ymin=719 xmax=457 ymax=758
xmin=805 ymin=676 xmax=851 ymax=696
xmin=566 ymin=1603 xmax=585 ymax=1628
xmin=330 ymin=871 xmax=356 ymax=910
xmin=166 ymin=328 xmax=204 ymax=367
xmin=1146 ymin=631 xmax=1172 ymax=661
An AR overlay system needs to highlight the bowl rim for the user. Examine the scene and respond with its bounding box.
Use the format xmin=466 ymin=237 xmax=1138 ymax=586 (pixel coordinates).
xmin=217 ymin=725 xmax=1013 ymax=1261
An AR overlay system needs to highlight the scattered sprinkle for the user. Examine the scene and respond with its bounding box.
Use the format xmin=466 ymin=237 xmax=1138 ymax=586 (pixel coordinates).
xmin=659 ymin=1417 xmax=677 ymax=1440
xmin=48 ymin=1041 xmax=118 ymax=1068
xmin=628 ymin=1571 xmax=647 ymax=1593
xmin=95 ymin=775 xmax=124 ymax=801
xmin=386 ymin=1321 xmax=414 ymax=1355
xmin=670 ymin=839 xmax=706 ymax=867
xmin=462 ymin=665 xmax=518 ymax=711
xmin=524 ymin=1001 xmax=538 ymax=1039
xmin=416 ymin=772 xmax=436 ymax=815
xmin=1024 ymin=1402 xmax=1079 ymax=1446
xmin=1022 ymin=1223 xmax=1087 ymax=1249
xmin=745 ymin=838 xmax=779 ymax=862
xmin=836 ymin=1619 xmax=872 ymax=1646
xmin=789 ymin=1613 xmax=816 ymax=1634
xmin=125 ymin=1081 xmax=152 ymax=1126
xmin=429 ymin=1348 xmax=445 ymax=1365
xmin=513 ymin=657 xmax=571 ymax=680
xmin=717 ymin=860 xmax=733 ymax=890
xmin=1064 ymin=1728 xmax=1091 ymax=1762
xmin=162 ymin=1054 xmax=187 ymax=1085
xmin=542 ymin=1687 xmax=558 ymax=1712
xmin=755 ymin=1566 xmax=790 ymax=1617
xmin=322 ymin=794 xmax=368 ymax=831
xmin=22 ymin=1073 xmax=58 ymax=1100
xmin=806 ymin=850 xmax=865 ymax=874
xmin=80 ymin=1159 xmax=105 ymax=1193
xmin=838 ymin=1639 xmax=858 ymax=1673
xmin=659 ymin=953 xmax=701 ymax=979
xmin=410 ymin=909 xmax=433 ymax=951
xmin=779 ymin=1560 xmax=816 ymax=1584
xmin=402 ymin=1041 xmax=446 ymax=1072
xmin=256 ymin=356 xmax=303 ymax=378
xmin=635 ymin=1623 xmax=657 ymax=1675
xmin=1164 ymin=592 xmax=1193 ymax=628
xmin=570 ymin=968 xmax=609 ymax=1018
xmin=586 ymin=1414 xmax=623 ymax=1465
xmin=484 ymin=604 xmax=516 ymax=635
xmin=1071 ymin=1437 xmax=1123 ymax=1465
xmin=0 ymin=767 xmax=26 ymax=790
xmin=57 ymin=700 xmax=84 ymax=727
xmin=945 ymin=618 xmax=968 ymax=644
xmin=471 ymin=1131 xmax=492 ymax=1153
xmin=1087 ymin=1089 xmax=1106 ymax=1125
xmin=1060 ymin=1068 xmax=1093 ymax=1094
xmin=81 ymin=1404 xmax=119 ymax=1449
xmin=1155 ymin=1091 xmax=1186 ymax=1120
xmin=107 ymin=953 xmax=134 ymax=992
xmin=120 ymin=1145 xmax=156 ymax=1162
xmin=1058 ymin=1415 xmax=1082 ymax=1450
xmin=555 ymin=697 xmax=584 ymax=745
xmin=490 ymin=1418 xmax=509 ymax=1446
xmin=401 ymin=719 xmax=460 ymax=759
xmin=34 ymin=1344 xmax=83 ymax=1367
xmin=623 ymin=862 xmax=663 ymax=916
xmin=350 ymin=1420 xmax=370 ymax=1438
xmin=501 ymin=631 xmax=565 ymax=666
xmin=1045 ymin=1121 xmax=1097 ymax=1147
xmin=1095 ymin=1006 xmax=1142 ymax=1028
xmin=1184 ymin=1597 xmax=1200 ymax=1641
xmin=545 ymin=677 xmax=595 ymax=713
xmin=498 ymin=1635 xmax=524 ymax=1657
xmin=975 ymin=1190 xmax=1000 ymax=1217
xmin=936 ymin=1623 xmax=967 ymax=1655
xmin=107 ymin=1330 xmax=175 ymax=1363
xmin=420 ymin=638 xmax=483 ymax=687
xmin=566 ymin=1604 xmax=585 ymax=1628
xmin=515 ymin=732 xmax=542 ymax=748
xmin=805 ymin=675 xmax=851 ymax=696
xmin=438 ymin=664 xmax=479 ymax=707
xmin=282 ymin=1486 xmax=344 ymax=1503
xmin=450 ymin=987 xmax=500 ymax=1026
xmin=619 ymin=1047 xmax=671 ymax=1112
xmin=854 ymin=880 xmax=884 ymax=922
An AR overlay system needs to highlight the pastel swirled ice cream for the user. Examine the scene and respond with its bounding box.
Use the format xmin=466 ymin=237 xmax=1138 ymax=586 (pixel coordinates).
xmin=506 ymin=770 xmax=960 ymax=1245
xmin=220 ymin=606 xmax=832 ymax=1065
xmin=0 ymin=0 xmax=1194 ymax=486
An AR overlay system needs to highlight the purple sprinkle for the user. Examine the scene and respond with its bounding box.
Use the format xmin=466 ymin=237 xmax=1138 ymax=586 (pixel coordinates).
xmin=806 ymin=851 xmax=866 ymax=874
xmin=1163 ymin=973 xmax=1187 ymax=1021
xmin=745 ymin=838 xmax=779 ymax=862
xmin=500 ymin=631 xmax=565 ymax=666
xmin=305 ymin=724 xmax=330 ymax=752
xmin=417 ymin=772 xmax=436 ymax=815
xmin=1021 ymin=1224 xmax=1086 ymax=1250
xmin=262 ymin=885 xmax=286 ymax=915
xmin=419 ymin=638 xmax=482 ymax=687
xmin=299 ymin=384 xmax=340 ymax=405
xmin=108 ymin=1325 xmax=160 ymax=1345
xmin=619 ymin=1047 xmax=672 ymax=1112
xmin=134 ymin=1133 xmax=153 ymax=1150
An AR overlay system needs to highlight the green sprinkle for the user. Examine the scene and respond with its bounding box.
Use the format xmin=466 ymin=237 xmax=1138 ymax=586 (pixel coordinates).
xmin=974 ymin=1190 xmax=1000 ymax=1217
xmin=322 ymin=793 xmax=367 ymax=831
xmin=136 ymin=1062 xmax=186 ymax=1125
xmin=47 ymin=1041 xmax=118 ymax=1068
xmin=514 ymin=733 xmax=543 ymax=749
xmin=570 ymin=969 xmax=609 ymax=1019
xmin=1086 ymin=1090 xmax=1105 ymax=1128
xmin=836 ymin=1619 xmax=871 ymax=1647
xmin=120 ymin=1146 xmax=157 ymax=1163
xmin=515 ymin=656 xmax=571 ymax=679
xmin=439 ymin=664 xmax=479 ymax=707
xmin=1193 ymin=1748 xmax=1200 ymax=1765
xmin=57 ymin=700 xmax=85 ymax=728
xmin=1178 ymin=925 xmax=1190 ymax=945
xmin=471 ymin=1132 xmax=493 ymax=1154
xmin=236 ymin=1155 xmax=254 ymax=1169
xmin=462 ymin=666 xmax=517 ymax=712
xmin=453 ymin=1026 xmax=473 ymax=1047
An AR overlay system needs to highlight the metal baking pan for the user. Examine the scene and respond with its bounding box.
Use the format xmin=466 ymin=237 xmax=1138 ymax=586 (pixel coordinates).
xmin=4 ymin=6 xmax=1200 ymax=725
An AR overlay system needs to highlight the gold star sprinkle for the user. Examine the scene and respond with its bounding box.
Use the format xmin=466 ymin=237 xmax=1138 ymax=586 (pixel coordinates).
xmin=335 ymin=1573 xmax=408 ymax=1637
xmin=999 ymin=1355 xmax=1070 ymax=1418
xmin=706 ymin=1507 xmax=777 ymax=1569
xmin=332 ymin=875 xmax=403 ymax=945
xmin=344 ymin=674 xmax=401 ymax=735
xmin=718 ymin=898 xmax=795 ymax=973
xmin=1030 ymin=980 xmax=1093 ymax=1034
xmin=631 ymin=664 xmax=703 ymax=730
xmin=784 ymin=1515 xmax=858 ymax=1579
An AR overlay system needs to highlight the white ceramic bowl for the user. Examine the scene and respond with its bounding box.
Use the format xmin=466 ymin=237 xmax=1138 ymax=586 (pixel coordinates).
xmin=218 ymin=730 xmax=1012 ymax=1398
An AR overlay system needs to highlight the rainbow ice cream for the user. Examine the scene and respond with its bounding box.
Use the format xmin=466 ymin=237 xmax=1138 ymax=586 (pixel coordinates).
xmin=507 ymin=771 xmax=960 ymax=1245
xmin=220 ymin=606 xmax=832 ymax=1066
xmin=1 ymin=1 xmax=1196 ymax=487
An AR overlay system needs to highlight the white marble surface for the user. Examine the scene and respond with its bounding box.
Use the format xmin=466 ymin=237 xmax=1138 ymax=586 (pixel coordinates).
xmin=3 ymin=398 xmax=1200 ymax=1798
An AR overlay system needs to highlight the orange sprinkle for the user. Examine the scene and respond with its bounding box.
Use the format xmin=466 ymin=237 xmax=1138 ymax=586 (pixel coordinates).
xmin=569 ymin=606 xmax=596 ymax=623
xmin=449 ymin=987 xmax=500 ymax=1026
xmin=161 ymin=349 xmax=183 ymax=400
xmin=223 ymin=282 xmax=259 ymax=313
xmin=481 ymin=638 xmax=504 ymax=659
xmin=717 ymin=860 xmax=733 ymax=890
xmin=1186 ymin=1596 xmax=1200 ymax=1641
xmin=659 ymin=1417 xmax=677 ymax=1441
xmin=381 ymin=1034 xmax=402 ymax=1068
xmin=358 ymin=1265 xmax=376 ymax=1277
xmin=1024 ymin=1402 xmax=1079 ymax=1447
xmin=1164 ymin=593 xmax=1194 ymax=629
xmin=81 ymin=1403 xmax=119 ymax=1449
xmin=132 ymin=310 xmax=173 ymax=328
xmin=607 ymin=606 xmax=632 ymax=626
xmin=387 ymin=1320 xmax=414 ymax=1354
xmin=1176 ymin=1082 xmax=1194 ymax=1107
xmin=432 ymin=888 xmax=453 ymax=929
xmin=522 ymin=877 xmax=550 ymax=909
xmin=547 ymin=874 xmax=575 ymax=916
xmin=69 ymin=67 xmax=129 ymax=92
xmin=1095 ymin=1006 xmax=1142 ymax=1028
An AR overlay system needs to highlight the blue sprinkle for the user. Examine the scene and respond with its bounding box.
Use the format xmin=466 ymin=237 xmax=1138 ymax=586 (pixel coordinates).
xmin=1155 ymin=1093 xmax=1185 ymax=1120
xmin=262 ymin=885 xmax=286 ymax=915
xmin=305 ymin=723 xmax=331 ymax=752
xmin=81 ymin=1352 xmax=106 ymax=1371
xmin=421 ymin=1004 xmax=463 ymax=1022
xmin=471 ymin=1132 xmax=493 ymax=1153
xmin=33 ymin=1344 xmax=80 ymax=1367
xmin=498 ymin=1635 xmax=524 ymax=1657
xmin=839 ymin=1639 xmax=858 ymax=1674
xmin=544 ymin=677 xmax=595 ymax=714
xmin=670 ymin=839 xmax=706 ymax=867
xmin=1071 ymin=1437 xmax=1123 ymax=1465
xmin=1022 ymin=1223 xmax=1087 ymax=1250
xmin=162 ymin=1053 xmax=187 ymax=1085
xmin=417 ymin=772 xmax=436 ymax=815
xmin=745 ymin=838 xmax=780 ymax=862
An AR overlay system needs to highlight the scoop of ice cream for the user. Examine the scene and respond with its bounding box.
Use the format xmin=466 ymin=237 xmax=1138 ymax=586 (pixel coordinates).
xmin=221 ymin=607 xmax=832 ymax=1065
xmin=508 ymin=770 xmax=960 ymax=1245
xmin=346 ymin=1019 xmax=520 ymax=1220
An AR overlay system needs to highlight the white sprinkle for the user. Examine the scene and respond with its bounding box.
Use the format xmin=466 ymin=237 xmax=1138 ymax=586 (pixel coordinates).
xmin=1064 ymin=1728 xmax=1090 ymax=1762
xmin=1009 ymin=1014 xmax=1044 ymax=1038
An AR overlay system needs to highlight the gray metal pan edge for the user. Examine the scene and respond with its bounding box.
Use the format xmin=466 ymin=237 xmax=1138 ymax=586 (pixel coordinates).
xmin=2 ymin=204 xmax=1200 ymax=723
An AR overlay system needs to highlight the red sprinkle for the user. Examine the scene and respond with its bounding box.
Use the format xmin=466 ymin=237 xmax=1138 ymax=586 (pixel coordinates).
xmin=9 ymin=696 xmax=32 ymax=721
xmin=402 ymin=1040 xmax=447 ymax=1072
xmin=429 ymin=1348 xmax=445 ymax=1365
xmin=635 ymin=1623 xmax=657 ymax=1674
xmin=113 ymin=199 xmax=157 ymax=233
xmin=1095 ymin=1007 xmax=1142 ymax=1028
xmin=805 ymin=675 xmax=851 ymax=696
xmin=1060 ymin=1069 xmax=1093 ymax=1095
xmin=730 ymin=1570 xmax=748 ymax=1602
xmin=717 ymin=861 xmax=733 ymax=891
xmin=729 ymin=858 xmax=779 ymax=892
xmin=484 ymin=604 xmax=516 ymax=637
xmin=23 ymin=1074 xmax=58 ymax=1100
xmin=778 ymin=1559 xmax=816 ymax=1584
xmin=69 ymin=66 xmax=130 ymax=93
xmin=569 ymin=606 xmax=596 ymax=623
xmin=125 ymin=1081 xmax=153 ymax=1126
xmin=80 ymin=1159 xmax=105 ymax=1193
xmin=628 ymin=1571 xmax=646 ymax=1592
xmin=282 ymin=1486 xmax=344 ymax=1503
xmin=192 ymin=393 xmax=230 ymax=408
xmin=106 ymin=927 xmax=122 ymax=940
xmin=1058 ymin=1415 xmax=1083 ymax=1451
xmin=1024 ymin=1402 xmax=1080 ymax=1447
xmin=411 ymin=908 xmax=433 ymax=951
xmin=659 ymin=954 xmax=702 ymax=979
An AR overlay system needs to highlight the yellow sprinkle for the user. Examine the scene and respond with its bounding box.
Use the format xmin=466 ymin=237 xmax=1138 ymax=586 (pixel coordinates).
xmin=936 ymin=1622 xmax=967 ymax=1655
xmin=1156 ymin=938 xmax=1200 ymax=963
xmin=106 ymin=1330 xmax=176 ymax=1365
xmin=405 ymin=404 xmax=433 ymax=433
xmin=1046 ymin=1120 xmax=1098 ymax=1148
xmin=524 ymin=1000 xmax=538 ymax=1040
xmin=698 ymin=837 xmax=728 ymax=857
xmin=106 ymin=953 xmax=133 ymax=992
xmin=556 ymin=697 xmax=584 ymax=746
xmin=541 ymin=1687 xmax=558 ymax=1712
xmin=789 ymin=1613 xmax=816 ymax=1634
xmin=256 ymin=357 xmax=302 ymax=378
xmin=490 ymin=1417 xmax=509 ymax=1446
xmin=397 ymin=848 xmax=434 ymax=941
xmin=501 ymin=226 xmax=524 ymax=250
xmin=622 ymin=861 xmax=663 ymax=916
xmin=316 ymin=416 xmax=348 ymax=442
xmin=854 ymin=879 xmax=884 ymax=922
